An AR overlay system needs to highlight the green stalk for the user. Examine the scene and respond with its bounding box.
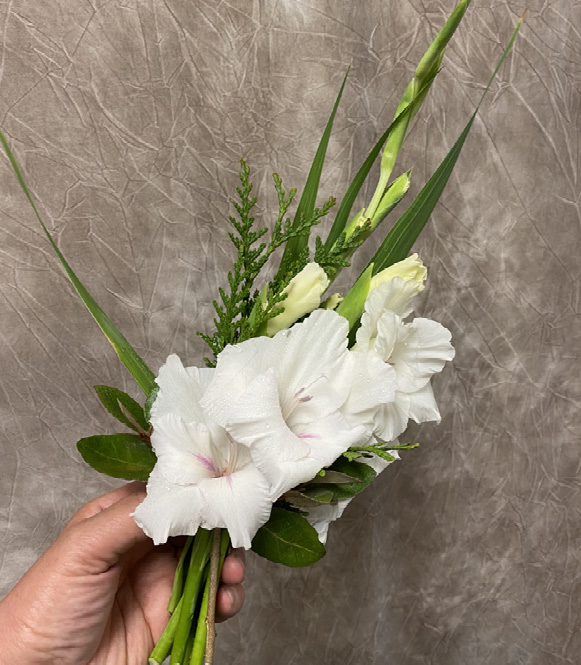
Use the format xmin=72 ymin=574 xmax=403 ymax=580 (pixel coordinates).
xmin=148 ymin=596 xmax=184 ymax=664
xmin=189 ymin=567 xmax=210 ymax=665
xmin=190 ymin=531 xmax=230 ymax=665
xmin=170 ymin=529 xmax=213 ymax=665
xmin=364 ymin=0 xmax=472 ymax=222
xmin=183 ymin=631 xmax=196 ymax=665
xmin=168 ymin=537 xmax=193 ymax=614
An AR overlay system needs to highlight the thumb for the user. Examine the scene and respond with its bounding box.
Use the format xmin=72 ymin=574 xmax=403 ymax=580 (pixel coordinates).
xmin=67 ymin=490 xmax=153 ymax=574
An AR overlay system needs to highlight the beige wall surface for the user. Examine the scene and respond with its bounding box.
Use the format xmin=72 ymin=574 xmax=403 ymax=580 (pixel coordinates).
xmin=0 ymin=1 xmax=579 ymax=663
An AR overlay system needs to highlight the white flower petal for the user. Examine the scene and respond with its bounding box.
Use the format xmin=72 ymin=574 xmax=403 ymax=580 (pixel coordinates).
xmin=371 ymin=310 xmax=401 ymax=361
xmin=343 ymin=351 xmax=397 ymax=429
xmin=132 ymin=466 xmax=206 ymax=545
xmin=134 ymin=353 xmax=275 ymax=548
xmin=202 ymin=309 xmax=367 ymax=496
xmin=305 ymin=500 xmax=351 ymax=544
xmin=407 ymin=381 xmax=442 ymax=425
xmin=271 ymin=309 xmax=352 ymax=408
xmin=358 ymin=278 xmax=422 ymax=352
xmin=133 ymin=464 xmax=272 ymax=549
xmin=151 ymin=355 xmax=210 ymax=424
xmin=197 ymin=465 xmax=273 ymax=549
xmin=222 ymin=367 xmax=368 ymax=496
xmin=151 ymin=415 xmax=222 ymax=486
xmin=391 ymin=318 xmax=455 ymax=393
xmin=374 ymin=394 xmax=411 ymax=441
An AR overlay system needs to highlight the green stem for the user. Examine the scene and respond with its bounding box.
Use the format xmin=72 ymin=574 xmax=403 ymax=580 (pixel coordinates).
xmin=168 ymin=537 xmax=193 ymax=614
xmin=189 ymin=565 xmax=210 ymax=665
xmin=148 ymin=596 xmax=184 ymax=664
xmin=203 ymin=529 xmax=222 ymax=665
xmin=183 ymin=629 xmax=196 ymax=665
xmin=170 ymin=529 xmax=213 ymax=665
xmin=204 ymin=531 xmax=231 ymax=665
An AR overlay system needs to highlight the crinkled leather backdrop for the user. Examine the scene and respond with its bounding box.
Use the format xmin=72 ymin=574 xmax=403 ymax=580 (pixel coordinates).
xmin=0 ymin=1 xmax=579 ymax=663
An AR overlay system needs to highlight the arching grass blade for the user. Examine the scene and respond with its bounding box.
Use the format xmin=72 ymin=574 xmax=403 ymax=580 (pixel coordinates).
xmin=0 ymin=131 xmax=156 ymax=396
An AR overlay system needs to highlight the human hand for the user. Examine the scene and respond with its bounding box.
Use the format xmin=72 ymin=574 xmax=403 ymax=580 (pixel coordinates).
xmin=0 ymin=482 xmax=245 ymax=664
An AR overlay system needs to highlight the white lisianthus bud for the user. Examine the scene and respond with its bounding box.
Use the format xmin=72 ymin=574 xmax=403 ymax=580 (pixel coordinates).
xmin=266 ymin=262 xmax=330 ymax=335
xmin=369 ymin=253 xmax=427 ymax=293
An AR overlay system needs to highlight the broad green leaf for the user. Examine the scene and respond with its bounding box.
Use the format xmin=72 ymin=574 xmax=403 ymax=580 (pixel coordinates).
xmin=0 ymin=132 xmax=156 ymax=396
xmin=277 ymin=69 xmax=349 ymax=274
xmin=251 ymin=506 xmax=326 ymax=567
xmin=94 ymin=385 xmax=149 ymax=433
xmin=77 ymin=433 xmax=157 ymax=481
xmin=284 ymin=488 xmax=335 ymax=508
xmin=368 ymin=15 xmax=523 ymax=276
xmin=310 ymin=458 xmax=377 ymax=501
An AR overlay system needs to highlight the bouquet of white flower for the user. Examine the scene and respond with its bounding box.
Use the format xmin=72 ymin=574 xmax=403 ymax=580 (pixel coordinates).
xmin=0 ymin=1 xmax=522 ymax=663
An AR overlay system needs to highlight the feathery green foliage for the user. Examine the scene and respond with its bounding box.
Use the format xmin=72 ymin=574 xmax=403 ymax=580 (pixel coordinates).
xmin=198 ymin=160 xmax=334 ymax=364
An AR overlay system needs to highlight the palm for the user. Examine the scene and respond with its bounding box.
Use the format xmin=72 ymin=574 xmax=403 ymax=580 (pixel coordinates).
xmin=87 ymin=545 xmax=176 ymax=665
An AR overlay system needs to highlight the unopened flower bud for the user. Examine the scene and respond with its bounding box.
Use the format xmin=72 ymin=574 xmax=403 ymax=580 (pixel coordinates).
xmin=266 ymin=262 xmax=330 ymax=335
xmin=369 ymin=253 xmax=426 ymax=293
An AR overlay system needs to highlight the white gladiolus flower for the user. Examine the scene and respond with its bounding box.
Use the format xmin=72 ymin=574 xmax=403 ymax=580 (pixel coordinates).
xmin=355 ymin=279 xmax=455 ymax=440
xmin=266 ymin=262 xmax=330 ymax=335
xmin=132 ymin=355 xmax=272 ymax=549
xmin=202 ymin=309 xmax=395 ymax=497
xmin=303 ymin=450 xmax=399 ymax=544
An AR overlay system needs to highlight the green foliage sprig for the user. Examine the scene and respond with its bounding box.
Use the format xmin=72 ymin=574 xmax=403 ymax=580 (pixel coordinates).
xmin=342 ymin=441 xmax=420 ymax=463
xmin=314 ymin=221 xmax=372 ymax=279
xmin=198 ymin=160 xmax=334 ymax=364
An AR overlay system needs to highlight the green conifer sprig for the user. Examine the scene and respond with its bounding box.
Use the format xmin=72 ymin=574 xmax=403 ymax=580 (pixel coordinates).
xmin=199 ymin=160 xmax=334 ymax=364
xmin=314 ymin=220 xmax=372 ymax=280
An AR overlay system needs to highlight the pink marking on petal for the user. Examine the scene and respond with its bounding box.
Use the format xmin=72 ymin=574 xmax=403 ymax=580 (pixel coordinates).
xmin=191 ymin=452 xmax=218 ymax=474
xmin=299 ymin=433 xmax=322 ymax=439
xmin=298 ymin=395 xmax=313 ymax=403
xmin=225 ymin=474 xmax=234 ymax=490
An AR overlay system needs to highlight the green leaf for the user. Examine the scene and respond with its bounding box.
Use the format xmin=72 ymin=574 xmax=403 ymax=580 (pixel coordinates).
xmin=77 ymin=433 xmax=157 ymax=481
xmin=0 ymin=132 xmax=156 ymax=397
xmin=311 ymin=458 xmax=377 ymax=501
xmin=368 ymin=16 xmax=523 ymax=275
xmin=251 ymin=506 xmax=326 ymax=567
xmin=277 ymin=69 xmax=349 ymax=274
xmin=307 ymin=469 xmax=363 ymax=485
xmin=94 ymin=385 xmax=149 ymax=433
xmin=284 ymin=488 xmax=334 ymax=508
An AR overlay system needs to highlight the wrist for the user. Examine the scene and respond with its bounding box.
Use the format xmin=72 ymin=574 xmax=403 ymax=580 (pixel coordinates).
xmin=0 ymin=593 xmax=31 ymax=663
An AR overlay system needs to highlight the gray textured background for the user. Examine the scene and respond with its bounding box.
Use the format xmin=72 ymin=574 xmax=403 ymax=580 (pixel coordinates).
xmin=1 ymin=1 xmax=579 ymax=663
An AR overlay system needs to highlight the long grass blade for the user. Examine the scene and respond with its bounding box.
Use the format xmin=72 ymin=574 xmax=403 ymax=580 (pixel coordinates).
xmin=0 ymin=132 xmax=156 ymax=395
xmin=277 ymin=69 xmax=349 ymax=274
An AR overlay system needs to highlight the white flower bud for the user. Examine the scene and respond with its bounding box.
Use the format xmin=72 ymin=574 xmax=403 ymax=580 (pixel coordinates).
xmin=369 ymin=253 xmax=427 ymax=293
xmin=266 ymin=262 xmax=330 ymax=335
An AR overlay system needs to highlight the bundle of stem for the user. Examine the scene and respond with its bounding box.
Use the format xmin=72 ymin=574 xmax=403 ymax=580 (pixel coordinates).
xmin=150 ymin=528 xmax=230 ymax=665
